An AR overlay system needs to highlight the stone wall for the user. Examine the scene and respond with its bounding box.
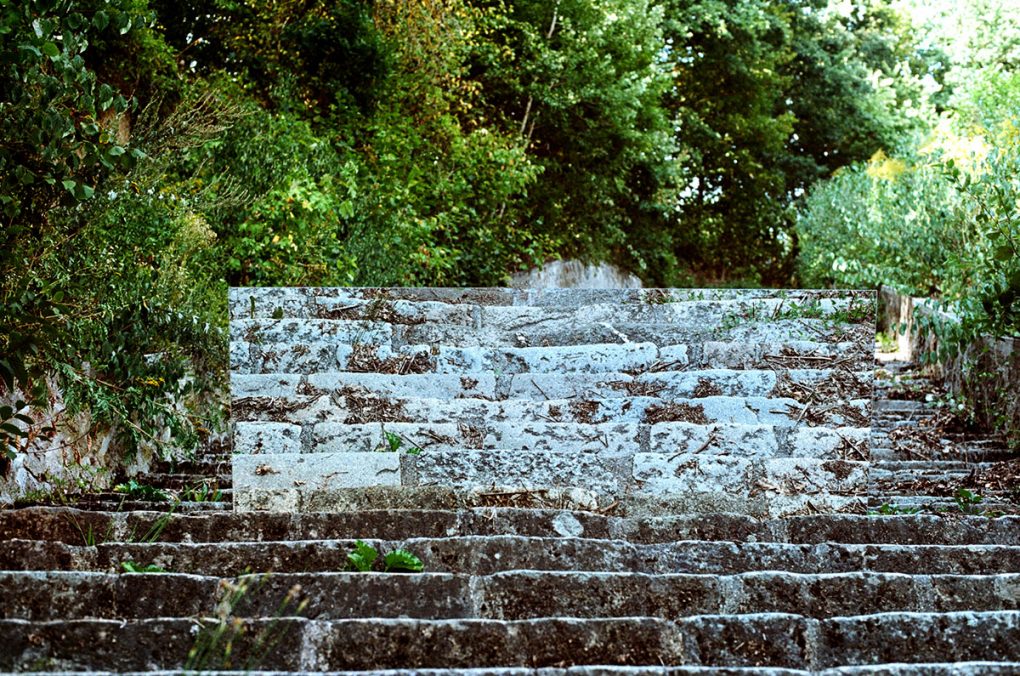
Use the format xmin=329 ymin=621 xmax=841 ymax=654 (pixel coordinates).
xmin=879 ymin=285 xmax=1020 ymax=444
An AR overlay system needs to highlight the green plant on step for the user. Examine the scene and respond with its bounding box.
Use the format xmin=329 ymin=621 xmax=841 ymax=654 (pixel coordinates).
xmin=186 ymin=573 xmax=307 ymax=671
xmin=377 ymin=430 xmax=422 ymax=455
xmin=868 ymin=503 xmax=921 ymax=516
xmin=182 ymin=481 xmax=223 ymax=503
xmin=113 ymin=479 xmax=170 ymax=502
xmin=346 ymin=540 xmax=424 ymax=573
xmin=121 ymin=561 xmax=166 ymax=573
xmin=954 ymin=488 xmax=985 ymax=515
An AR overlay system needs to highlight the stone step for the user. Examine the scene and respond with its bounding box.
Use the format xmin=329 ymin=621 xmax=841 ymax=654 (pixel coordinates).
xmin=232 ymin=340 xmax=873 ymax=376
xmin=228 ymin=369 xmax=874 ymax=401
xmin=2 ymin=611 xmax=1017 ymax=670
xmin=230 ymin=451 xmax=868 ymax=516
xmin=6 ymin=536 xmax=1020 ymax=576
xmin=232 ymin=393 xmax=869 ymax=429
xmin=870 ymin=461 xmax=999 ymax=492
xmin=5 ymin=571 xmax=1019 ymax=623
xmin=8 ymin=507 xmax=1020 ymax=546
xmin=232 ymin=420 xmax=870 ymax=458
xmin=230 ymin=297 xmax=871 ymax=350
xmin=230 ymin=287 xmax=873 ymax=318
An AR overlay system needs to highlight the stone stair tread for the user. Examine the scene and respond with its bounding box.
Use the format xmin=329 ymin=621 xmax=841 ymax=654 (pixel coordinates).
xmin=6 ymin=507 xmax=1020 ymax=545
xmin=2 ymin=611 xmax=1018 ymax=670
xmin=237 ymin=368 xmax=873 ymax=402
xmin=233 ymin=340 xmax=874 ymax=375
xmin=231 ymin=420 xmax=869 ymax=457
xmin=8 ymin=536 xmax=1020 ymax=576
xmin=5 ymin=570 xmax=1020 ymax=623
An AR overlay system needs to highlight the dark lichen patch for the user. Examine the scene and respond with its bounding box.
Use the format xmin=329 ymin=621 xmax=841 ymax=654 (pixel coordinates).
xmin=692 ymin=378 xmax=723 ymax=398
xmin=643 ymin=402 xmax=709 ymax=425
xmin=346 ymin=344 xmax=435 ymax=374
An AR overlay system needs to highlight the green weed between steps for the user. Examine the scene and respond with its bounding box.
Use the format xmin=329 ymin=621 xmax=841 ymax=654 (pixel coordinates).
xmin=185 ymin=573 xmax=305 ymax=672
xmin=377 ymin=430 xmax=422 ymax=455
xmin=347 ymin=539 xmax=424 ymax=573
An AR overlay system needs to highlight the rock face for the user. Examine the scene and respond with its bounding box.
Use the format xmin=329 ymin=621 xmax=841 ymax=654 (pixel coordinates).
xmin=230 ymin=288 xmax=876 ymax=516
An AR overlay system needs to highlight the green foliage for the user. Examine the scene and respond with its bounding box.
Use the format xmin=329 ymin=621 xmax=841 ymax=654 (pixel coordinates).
xmin=346 ymin=540 xmax=379 ymax=573
xmin=346 ymin=540 xmax=425 ymax=573
xmin=796 ymin=156 xmax=961 ymax=294
xmin=383 ymin=549 xmax=425 ymax=573
xmin=0 ymin=400 xmax=32 ymax=471
xmin=113 ymin=479 xmax=170 ymax=501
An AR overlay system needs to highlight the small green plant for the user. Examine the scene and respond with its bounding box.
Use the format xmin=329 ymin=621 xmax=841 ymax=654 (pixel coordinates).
xmin=114 ymin=479 xmax=170 ymax=502
xmin=185 ymin=574 xmax=307 ymax=671
xmin=121 ymin=561 xmax=166 ymax=573
xmin=383 ymin=548 xmax=425 ymax=573
xmin=377 ymin=430 xmax=422 ymax=455
xmin=954 ymin=488 xmax=985 ymax=514
xmin=347 ymin=540 xmax=379 ymax=572
xmin=868 ymin=503 xmax=922 ymax=516
xmin=346 ymin=540 xmax=424 ymax=573
xmin=182 ymin=482 xmax=223 ymax=503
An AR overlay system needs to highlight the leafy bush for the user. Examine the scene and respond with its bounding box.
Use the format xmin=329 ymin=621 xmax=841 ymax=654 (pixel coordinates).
xmin=796 ymin=153 xmax=961 ymax=295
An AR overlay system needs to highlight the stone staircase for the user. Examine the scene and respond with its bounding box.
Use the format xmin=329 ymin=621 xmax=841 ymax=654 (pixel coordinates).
xmin=229 ymin=288 xmax=876 ymax=516
xmin=2 ymin=287 xmax=1019 ymax=672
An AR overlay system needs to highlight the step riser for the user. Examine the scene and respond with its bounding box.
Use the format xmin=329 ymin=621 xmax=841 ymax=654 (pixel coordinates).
xmin=231 ymin=452 xmax=869 ymax=517
xmin=231 ymin=421 xmax=870 ymax=458
xmin=5 ymin=572 xmax=1019 ymax=622
xmin=233 ymin=394 xmax=870 ymax=429
xmin=231 ymin=341 xmax=873 ymax=375
xmin=230 ymin=370 xmax=875 ymax=402
xmin=6 ymin=507 xmax=1020 ymax=546
xmin=2 ymin=612 xmax=1017 ymax=671
xmin=9 ymin=538 xmax=1020 ymax=576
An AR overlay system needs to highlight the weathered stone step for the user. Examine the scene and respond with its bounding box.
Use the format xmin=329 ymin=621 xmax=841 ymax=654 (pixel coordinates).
xmin=392 ymin=320 xmax=861 ymax=350
xmin=5 ymin=571 xmax=1019 ymax=622
xmin=231 ymin=451 xmax=868 ymax=516
xmin=7 ymin=507 xmax=1020 ymax=546
xmin=230 ymin=287 xmax=872 ymax=318
xmin=230 ymin=369 xmax=873 ymax=401
xmin=232 ymin=420 xmax=869 ymax=458
xmin=233 ymin=393 xmax=869 ymax=429
xmin=870 ymin=461 xmax=1000 ymax=492
xmin=232 ymin=340 xmax=873 ymax=376
xmin=870 ymin=442 xmax=1016 ymax=463
xmin=8 ymin=536 xmax=1020 ymax=577
xmin=2 ymin=611 xmax=1017 ymax=670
